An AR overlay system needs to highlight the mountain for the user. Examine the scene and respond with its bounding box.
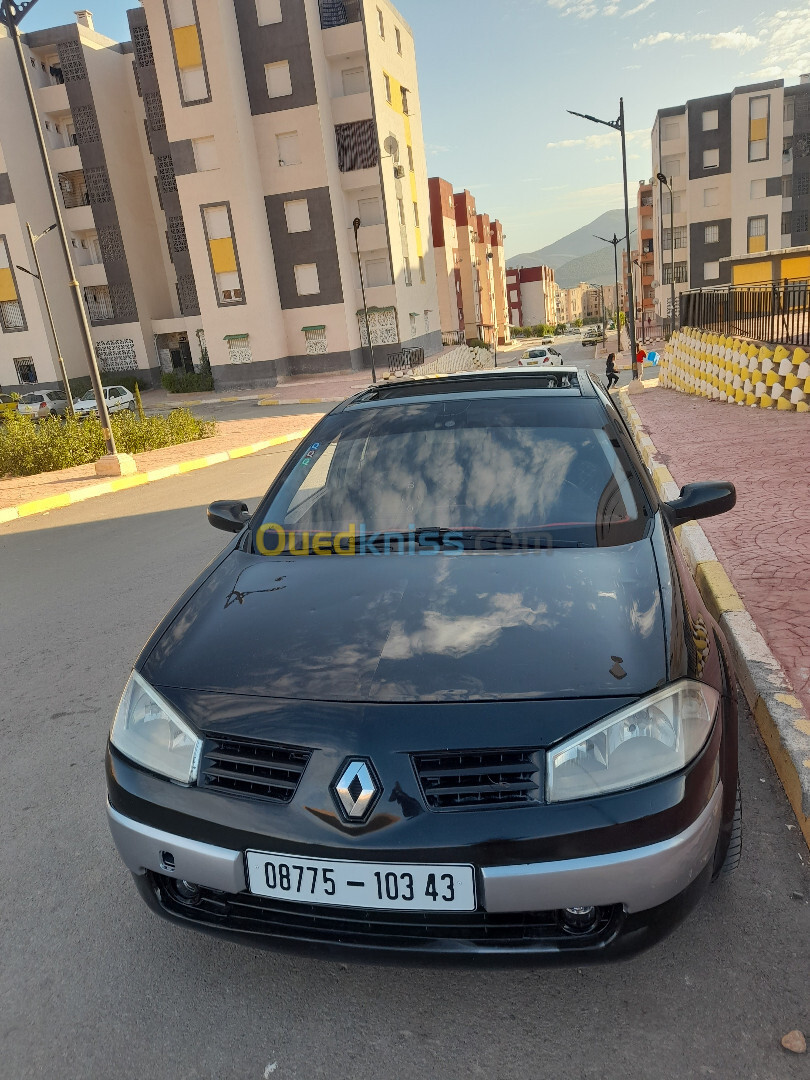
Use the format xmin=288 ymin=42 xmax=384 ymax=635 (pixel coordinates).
xmin=507 ymin=209 xmax=629 ymax=272
xmin=553 ymin=242 xmax=636 ymax=290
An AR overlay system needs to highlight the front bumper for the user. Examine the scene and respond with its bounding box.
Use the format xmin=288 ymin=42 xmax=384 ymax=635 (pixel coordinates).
xmin=107 ymin=783 xmax=722 ymax=960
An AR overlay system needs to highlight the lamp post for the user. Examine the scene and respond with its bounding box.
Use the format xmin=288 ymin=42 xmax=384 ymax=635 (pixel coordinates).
xmin=485 ymin=250 xmax=498 ymax=366
xmin=15 ymin=222 xmax=74 ymax=416
xmin=353 ymin=218 xmax=377 ymax=384
xmin=632 ymin=258 xmax=645 ymax=344
xmin=568 ymin=98 xmax=638 ymax=376
xmin=594 ymin=232 xmax=626 ymax=354
xmin=657 ymin=172 xmax=676 ymax=337
xmin=0 ymin=0 xmax=120 ymax=462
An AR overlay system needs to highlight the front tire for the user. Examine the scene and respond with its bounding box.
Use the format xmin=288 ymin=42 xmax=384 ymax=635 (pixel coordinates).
xmin=127 ymin=401 xmax=136 ymax=412
xmin=718 ymin=780 xmax=742 ymax=876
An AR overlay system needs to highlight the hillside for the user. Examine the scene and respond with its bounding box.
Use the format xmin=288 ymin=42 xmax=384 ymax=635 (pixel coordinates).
xmin=507 ymin=209 xmax=628 ymax=272
xmin=554 ymin=236 xmax=637 ymax=289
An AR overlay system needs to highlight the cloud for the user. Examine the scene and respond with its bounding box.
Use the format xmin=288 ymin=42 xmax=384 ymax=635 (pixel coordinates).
xmin=635 ymin=27 xmax=759 ymax=52
xmin=546 ymin=128 xmax=648 ymax=150
xmin=752 ymin=7 xmax=810 ymax=80
xmin=547 ymin=0 xmax=651 ymax=17
xmin=622 ymin=0 xmax=654 ymax=16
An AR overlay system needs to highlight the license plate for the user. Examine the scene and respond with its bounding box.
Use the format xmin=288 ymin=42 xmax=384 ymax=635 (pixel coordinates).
xmin=245 ymin=851 xmax=476 ymax=911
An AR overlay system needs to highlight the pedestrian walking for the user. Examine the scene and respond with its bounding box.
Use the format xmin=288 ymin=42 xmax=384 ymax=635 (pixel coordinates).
xmin=635 ymin=345 xmax=647 ymax=380
xmin=605 ymin=352 xmax=619 ymax=390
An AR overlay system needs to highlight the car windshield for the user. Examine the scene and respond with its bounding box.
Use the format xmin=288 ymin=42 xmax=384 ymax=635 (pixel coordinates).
xmin=19 ymin=393 xmax=39 ymax=404
xmin=253 ymin=397 xmax=649 ymax=553
xmin=80 ymin=390 xmax=97 ymax=401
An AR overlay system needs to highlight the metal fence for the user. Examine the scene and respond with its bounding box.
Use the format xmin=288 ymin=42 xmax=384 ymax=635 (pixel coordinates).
xmin=318 ymin=0 xmax=361 ymax=28
xmin=679 ymin=283 xmax=810 ymax=347
xmin=387 ymin=347 xmax=425 ymax=376
xmin=441 ymin=331 xmax=465 ymax=346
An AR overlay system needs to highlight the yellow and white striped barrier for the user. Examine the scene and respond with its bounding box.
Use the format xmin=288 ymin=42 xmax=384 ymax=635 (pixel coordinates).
xmin=659 ymin=328 xmax=810 ymax=412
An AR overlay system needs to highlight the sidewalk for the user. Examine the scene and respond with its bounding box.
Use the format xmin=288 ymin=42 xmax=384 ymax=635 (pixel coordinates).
xmin=0 ymin=412 xmax=324 ymax=517
xmin=139 ymin=370 xmax=370 ymax=412
xmin=629 ymin=384 xmax=810 ymax=718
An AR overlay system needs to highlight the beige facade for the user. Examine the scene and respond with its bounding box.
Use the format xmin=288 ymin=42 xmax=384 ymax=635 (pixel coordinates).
xmin=0 ymin=0 xmax=442 ymax=392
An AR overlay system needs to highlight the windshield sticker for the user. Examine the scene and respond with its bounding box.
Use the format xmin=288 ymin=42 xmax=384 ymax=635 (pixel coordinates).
xmin=299 ymin=442 xmax=321 ymax=468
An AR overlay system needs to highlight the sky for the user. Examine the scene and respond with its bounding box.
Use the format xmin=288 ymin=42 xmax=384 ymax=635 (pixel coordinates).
xmin=19 ymin=0 xmax=810 ymax=258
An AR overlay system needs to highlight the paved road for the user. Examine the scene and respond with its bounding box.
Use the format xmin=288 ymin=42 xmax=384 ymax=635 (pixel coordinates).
xmin=2 ymin=416 xmax=808 ymax=1080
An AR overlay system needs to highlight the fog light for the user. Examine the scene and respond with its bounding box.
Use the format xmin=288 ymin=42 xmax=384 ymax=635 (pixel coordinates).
xmin=174 ymin=879 xmax=201 ymax=904
xmin=561 ymin=905 xmax=597 ymax=933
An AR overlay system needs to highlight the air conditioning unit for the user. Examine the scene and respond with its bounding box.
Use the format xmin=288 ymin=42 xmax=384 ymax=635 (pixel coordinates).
xmin=393 ymin=165 xmax=405 ymax=179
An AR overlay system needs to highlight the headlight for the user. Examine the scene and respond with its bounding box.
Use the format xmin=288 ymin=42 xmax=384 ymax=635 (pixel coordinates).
xmin=547 ymin=680 xmax=719 ymax=803
xmin=110 ymin=671 xmax=202 ymax=784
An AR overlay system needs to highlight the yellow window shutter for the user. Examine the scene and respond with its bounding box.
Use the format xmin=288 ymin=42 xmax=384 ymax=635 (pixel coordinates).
xmin=0 ymin=267 xmax=18 ymax=303
xmin=173 ymin=25 xmax=202 ymax=70
xmin=210 ymin=237 xmax=237 ymax=274
xmin=748 ymin=234 xmax=767 ymax=254
xmin=749 ymin=117 xmax=767 ymax=142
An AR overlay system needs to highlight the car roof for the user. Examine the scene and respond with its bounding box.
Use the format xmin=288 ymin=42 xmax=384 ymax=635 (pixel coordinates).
xmin=344 ymin=367 xmax=595 ymax=408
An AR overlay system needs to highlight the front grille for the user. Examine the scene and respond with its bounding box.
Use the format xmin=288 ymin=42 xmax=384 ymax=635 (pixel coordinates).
xmin=412 ymin=749 xmax=542 ymax=810
xmin=155 ymin=876 xmax=620 ymax=951
xmin=200 ymin=735 xmax=311 ymax=803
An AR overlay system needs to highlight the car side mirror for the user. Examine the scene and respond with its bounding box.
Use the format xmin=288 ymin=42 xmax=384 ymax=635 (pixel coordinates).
xmin=207 ymin=500 xmax=250 ymax=533
xmin=663 ymin=482 xmax=736 ymax=526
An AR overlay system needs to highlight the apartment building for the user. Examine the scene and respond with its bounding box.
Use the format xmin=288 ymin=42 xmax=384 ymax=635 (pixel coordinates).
xmin=506 ymin=264 xmax=557 ymax=328
xmin=651 ymin=73 xmax=810 ymax=320
xmin=0 ymin=0 xmax=441 ymax=392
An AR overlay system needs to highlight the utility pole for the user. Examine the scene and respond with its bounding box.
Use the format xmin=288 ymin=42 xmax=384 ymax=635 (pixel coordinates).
xmin=0 ymin=0 xmax=135 ymax=473
xmin=657 ymin=172 xmax=677 ymax=336
xmin=595 ymin=232 xmax=626 ymax=354
xmin=353 ymin=218 xmax=377 ymax=383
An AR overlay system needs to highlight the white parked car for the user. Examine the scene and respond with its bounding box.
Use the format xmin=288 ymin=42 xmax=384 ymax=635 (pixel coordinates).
xmin=517 ymin=346 xmax=564 ymax=367
xmin=73 ymin=385 xmax=136 ymax=418
xmin=17 ymin=389 xmax=72 ymax=418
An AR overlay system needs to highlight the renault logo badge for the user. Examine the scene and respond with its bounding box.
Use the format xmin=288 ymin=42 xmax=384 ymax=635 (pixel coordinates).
xmin=331 ymin=759 xmax=381 ymax=822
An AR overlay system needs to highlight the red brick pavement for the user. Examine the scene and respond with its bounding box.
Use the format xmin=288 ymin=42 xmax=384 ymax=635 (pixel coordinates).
xmin=631 ymin=386 xmax=810 ymax=714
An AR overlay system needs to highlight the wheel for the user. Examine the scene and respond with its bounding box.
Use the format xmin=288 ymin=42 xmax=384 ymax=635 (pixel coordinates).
xmin=127 ymin=401 xmax=136 ymax=412
xmin=718 ymin=780 xmax=742 ymax=876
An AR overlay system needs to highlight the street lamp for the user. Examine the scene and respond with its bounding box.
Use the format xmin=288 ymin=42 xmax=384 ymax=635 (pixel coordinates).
xmin=485 ymin=250 xmax=498 ymax=366
xmin=568 ymin=98 xmax=639 ymax=376
xmin=0 ymin=0 xmax=119 ymax=462
xmin=352 ymin=218 xmax=377 ymax=384
xmin=594 ymin=232 xmax=626 ymax=354
xmin=632 ymin=258 xmax=645 ymax=344
xmin=657 ymin=172 xmax=676 ymax=337
xmin=15 ymin=222 xmax=74 ymax=417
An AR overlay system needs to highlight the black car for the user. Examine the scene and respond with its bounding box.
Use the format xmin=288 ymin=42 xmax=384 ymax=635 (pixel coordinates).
xmin=106 ymin=368 xmax=740 ymax=962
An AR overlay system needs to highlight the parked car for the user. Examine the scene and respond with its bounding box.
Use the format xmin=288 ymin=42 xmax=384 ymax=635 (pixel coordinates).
xmin=73 ymin=385 xmax=136 ymax=418
xmin=582 ymin=329 xmax=606 ymax=347
xmin=0 ymin=393 xmax=18 ymax=420
xmin=16 ymin=389 xmax=73 ymax=418
xmin=517 ymin=346 xmax=563 ymax=367
xmin=541 ymin=336 xmax=554 ymax=344
xmin=106 ymin=368 xmax=739 ymax=962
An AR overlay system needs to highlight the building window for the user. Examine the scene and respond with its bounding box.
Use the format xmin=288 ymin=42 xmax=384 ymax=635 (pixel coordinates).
xmin=335 ymin=120 xmax=379 ymax=171
xmin=84 ymin=285 xmax=114 ymax=322
xmin=357 ymin=196 xmax=382 ymax=226
xmin=784 ymin=98 xmax=795 ymax=123
xmin=203 ymin=203 xmax=245 ymax=305
xmin=407 ymin=145 xmax=414 ymax=172
xmin=702 ymin=109 xmax=718 ymax=131
xmin=167 ymin=0 xmax=209 ymax=105
xmin=395 ymin=27 xmax=402 ymax=54
xmin=364 ymin=258 xmax=390 ymax=287
xmin=704 ymin=224 xmax=719 ymax=244
xmin=384 ymin=74 xmax=392 ymax=103
xmin=377 ymin=7 xmax=384 ymax=38
xmin=192 ymin=136 xmax=218 ymax=171
xmin=294 ymin=263 xmax=320 ymax=296
xmin=423 ymin=310 xmax=430 ymax=334
xmin=179 ymin=66 xmax=207 ymax=102
xmin=782 ymin=175 xmax=793 ymax=198
xmin=661 ymin=156 xmax=680 ymax=177
xmin=276 ymin=131 xmax=301 ymax=166
xmin=662 ymin=192 xmax=682 ymax=215
xmin=409 ymin=313 xmax=418 ymax=337
xmin=397 ymin=197 xmax=406 ymax=226
xmin=265 ymin=60 xmax=292 ymax=99
xmin=663 ymin=262 xmax=688 ymax=284
xmin=704 ymin=187 xmax=719 ymax=207
xmin=342 ymin=67 xmax=366 ymax=96
xmin=662 ymin=225 xmax=687 ymax=250
xmin=413 ymin=202 xmax=420 ymax=228
xmin=358 ymin=306 xmax=398 ymax=346
xmin=404 ymin=257 xmax=412 ymax=286
xmin=304 ymin=326 xmax=327 ymax=354
xmin=0 ymin=235 xmax=25 ymax=332
xmin=256 ymin=0 xmax=282 ymax=24
xmin=227 ymin=336 xmax=252 ymax=364
xmin=703 ymin=148 xmax=719 ymax=169
xmin=782 ymin=211 xmax=792 ymax=235
xmin=749 ymin=95 xmax=769 ymax=162
xmin=284 ymin=199 xmax=311 ymax=233
xmin=663 ymin=121 xmax=680 ymax=140
xmin=703 ymin=261 xmax=720 ymax=280
xmin=400 ymin=86 xmax=409 ymax=114
xmin=747 ymin=215 xmax=767 ymax=253
xmin=795 ymin=212 xmax=809 ymax=234
xmin=750 ymin=178 xmax=766 ymax=199
xmin=419 ymin=255 xmax=425 ymax=283
xmin=14 ymin=357 xmax=37 ymax=383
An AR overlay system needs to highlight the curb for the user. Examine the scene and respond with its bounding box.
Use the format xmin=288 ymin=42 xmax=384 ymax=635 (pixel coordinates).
xmin=144 ymin=395 xmax=337 ymax=409
xmin=0 ymin=429 xmax=310 ymax=526
xmin=616 ymin=385 xmax=810 ymax=848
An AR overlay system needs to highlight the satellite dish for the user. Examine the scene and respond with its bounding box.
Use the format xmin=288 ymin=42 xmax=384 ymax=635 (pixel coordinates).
xmin=383 ymin=136 xmax=400 ymax=163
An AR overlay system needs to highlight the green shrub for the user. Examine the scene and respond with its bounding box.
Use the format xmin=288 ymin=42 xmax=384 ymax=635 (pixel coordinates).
xmin=161 ymin=360 xmax=214 ymax=394
xmin=466 ymin=337 xmax=491 ymax=351
xmin=0 ymin=409 xmax=216 ymax=478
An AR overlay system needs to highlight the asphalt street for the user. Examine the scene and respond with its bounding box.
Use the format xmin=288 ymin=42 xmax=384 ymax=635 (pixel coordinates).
xmin=1 ymin=385 xmax=808 ymax=1080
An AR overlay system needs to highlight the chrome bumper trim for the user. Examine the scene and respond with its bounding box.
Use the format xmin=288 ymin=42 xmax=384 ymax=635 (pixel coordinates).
xmin=106 ymin=801 xmax=246 ymax=894
xmin=482 ymin=782 xmax=723 ymax=914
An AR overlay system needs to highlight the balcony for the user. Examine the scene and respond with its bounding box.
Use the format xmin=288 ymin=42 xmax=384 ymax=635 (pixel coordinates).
xmin=319 ymin=0 xmax=361 ymax=27
xmin=349 ymin=221 xmax=387 ymax=251
xmin=76 ymin=262 xmax=107 ymax=289
xmin=36 ymin=81 xmax=69 ymax=114
xmin=84 ymin=285 xmax=114 ymax=324
xmin=322 ymin=3 xmax=364 ymax=58
xmin=50 ymin=144 xmax=82 ymax=175
xmin=332 ymin=91 xmax=373 ymax=126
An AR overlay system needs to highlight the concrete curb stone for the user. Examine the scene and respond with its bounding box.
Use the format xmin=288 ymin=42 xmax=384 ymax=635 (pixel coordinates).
xmin=616 ymin=384 xmax=810 ymax=846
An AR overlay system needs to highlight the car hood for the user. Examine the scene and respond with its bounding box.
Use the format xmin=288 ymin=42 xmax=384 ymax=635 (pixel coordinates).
xmin=142 ymin=542 xmax=667 ymax=704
